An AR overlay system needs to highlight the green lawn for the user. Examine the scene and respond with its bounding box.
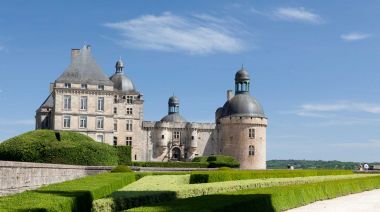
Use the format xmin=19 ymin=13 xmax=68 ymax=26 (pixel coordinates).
xmin=0 ymin=172 xmax=136 ymax=212
xmin=93 ymin=173 xmax=377 ymax=211
xmin=129 ymin=175 xmax=380 ymax=212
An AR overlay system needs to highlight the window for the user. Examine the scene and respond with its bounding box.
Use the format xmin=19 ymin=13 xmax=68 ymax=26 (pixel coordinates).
xmin=79 ymin=116 xmax=87 ymax=128
xmin=126 ymin=96 xmax=133 ymax=104
xmin=126 ymin=120 xmax=132 ymax=131
xmin=113 ymin=107 xmax=117 ymax=114
xmin=249 ymin=145 xmax=255 ymax=156
xmin=161 ymin=135 xmax=165 ymax=139
xmin=113 ymin=137 xmax=117 ymax=146
xmin=191 ymin=136 xmax=194 ymax=140
xmin=97 ymin=85 xmax=104 ymax=90
xmin=126 ymin=108 xmax=133 ymax=115
xmin=96 ymin=117 xmax=104 ymax=129
xmin=64 ymin=83 xmax=71 ymax=88
xmin=80 ymin=96 xmax=88 ymax=110
xmin=249 ymin=128 xmax=255 ymax=139
xmin=63 ymin=95 xmax=71 ymax=110
xmin=173 ymin=131 xmax=180 ymax=141
xmin=97 ymin=97 xmax=104 ymax=111
xmin=63 ymin=115 xmax=71 ymax=128
xmin=126 ymin=137 xmax=132 ymax=146
xmin=96 ymin=135 xmax=104 ymax=143
xmin=114 ymin=95 xmax=118 ymax=103
xmin=114 ymin=121 xmax=117 ymax=131
xmin=81 ymin=84 xmax=87 ymax=89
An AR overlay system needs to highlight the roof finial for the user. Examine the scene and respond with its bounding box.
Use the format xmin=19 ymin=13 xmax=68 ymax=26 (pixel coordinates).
xmin=241 ymin=64 xmax=244 ymax=69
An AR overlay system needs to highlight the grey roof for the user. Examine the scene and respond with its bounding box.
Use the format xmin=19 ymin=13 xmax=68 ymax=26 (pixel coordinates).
xmin=168 ymin=96 xmax=179 ymax=105
xmin=221 ymin=93 xmax=265 ymax=118
xmin=235 ymin=68 xmax=250 ymax=81
xmin=39 ymin=93 xmax=54 ymax=108
xmin=110 ymin=73 xmax=136 ymax=92
xmin=115 ymin=59 xmax=124 ymax=69
xmin=55 ymin=45 xmax=113 ymax=86
xmin=160 ymin=113 xmax=187 ymax=123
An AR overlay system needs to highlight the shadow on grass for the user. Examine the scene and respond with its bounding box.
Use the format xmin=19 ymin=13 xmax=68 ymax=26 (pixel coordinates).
xmin=134 ymin=193 xmax=276 ymax=212
xmin=110 ymin=190 xmax=177 ymax=211
xmin=35 ymin=190 xmax=93 ymax=212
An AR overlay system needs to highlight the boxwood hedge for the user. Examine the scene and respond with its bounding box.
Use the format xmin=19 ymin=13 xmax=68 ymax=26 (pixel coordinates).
xmin=130 ymin=175 xmax=380 ymax=211
xmin=190 ymin=169 xmax=353 ymax=183
xmin=192 ymin=155 xmax=239 ymax=168
xmin=0 ymin=130 xmax=118 ymax=166
xmin=0 ymin=172 xmax=136 ymax=212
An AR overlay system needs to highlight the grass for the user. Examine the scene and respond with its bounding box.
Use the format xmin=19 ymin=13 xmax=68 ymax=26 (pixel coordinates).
xmin=189 ymin=169 xmax=353 ymax=183
xmin=0 ymin=172 xmax=136 ymax=212
xmin=92 ymin=173 xmax=377 ymax=211
xmin=129 ymin=175 xmax=380 ymax=211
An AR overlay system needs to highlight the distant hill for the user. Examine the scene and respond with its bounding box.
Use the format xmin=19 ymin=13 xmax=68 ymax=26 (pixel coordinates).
xmin=267 ymin=159 xmax=380 ymax=170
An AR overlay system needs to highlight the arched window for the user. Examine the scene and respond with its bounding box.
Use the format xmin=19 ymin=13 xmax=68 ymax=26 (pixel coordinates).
xmin=249 ymin=145 xmax=255 ymax=156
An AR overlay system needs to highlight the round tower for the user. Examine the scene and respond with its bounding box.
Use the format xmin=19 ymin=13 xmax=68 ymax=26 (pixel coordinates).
xmin=217 ymin=66 xmax=268 ymax=169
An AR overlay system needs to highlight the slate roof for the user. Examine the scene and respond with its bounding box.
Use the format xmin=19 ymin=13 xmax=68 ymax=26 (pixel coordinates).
xmin=55 ymin=45 xmax=113 ymax=86
xmin=38 ymin=93 xmax=54 ymax=108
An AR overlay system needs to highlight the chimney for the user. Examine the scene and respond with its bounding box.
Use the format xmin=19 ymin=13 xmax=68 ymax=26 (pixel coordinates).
xmin=71 ymin=48 xmax=80 ymax=61
xmin=227 ymin=90 xmax=234 ymax=101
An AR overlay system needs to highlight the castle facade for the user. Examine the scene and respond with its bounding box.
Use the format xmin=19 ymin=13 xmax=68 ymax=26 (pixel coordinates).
xmin=36 ymin=45 xmax=268 ymax=169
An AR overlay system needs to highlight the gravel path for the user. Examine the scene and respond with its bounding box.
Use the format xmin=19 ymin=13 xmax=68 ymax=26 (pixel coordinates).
xmin=287 ymin=189 xmax=380 ymax=212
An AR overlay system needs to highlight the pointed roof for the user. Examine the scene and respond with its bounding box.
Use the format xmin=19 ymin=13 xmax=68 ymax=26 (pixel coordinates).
xmin=55 ymin=45 xmax=113 ymax=86
xmin=38 ymin=93 xmax=54 ymax=109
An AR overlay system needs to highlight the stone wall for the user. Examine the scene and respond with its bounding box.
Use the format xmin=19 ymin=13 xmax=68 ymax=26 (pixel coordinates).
xmin=0 ymin=161 xmax=112 ymax=196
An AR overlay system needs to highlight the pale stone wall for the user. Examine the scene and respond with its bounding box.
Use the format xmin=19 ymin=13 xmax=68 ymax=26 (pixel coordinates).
xmin=141 ymin=121 xmax=217 ymax=162
xmin=0 ymin=161 xmax=112 ymax=196
xmin=219 ymin=116 xmax=267 ymax=169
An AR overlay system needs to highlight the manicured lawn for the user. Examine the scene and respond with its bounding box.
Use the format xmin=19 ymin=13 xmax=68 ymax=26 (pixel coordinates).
xmin=93 ymin=173 xmax=376 ymax=211
xmin=129 ymin=175 xmax=380 ymax=211
xmin=189 ymin=169 xmax=353 ymax=183
xmin=0 ymin=172 xmax=136 ymax=212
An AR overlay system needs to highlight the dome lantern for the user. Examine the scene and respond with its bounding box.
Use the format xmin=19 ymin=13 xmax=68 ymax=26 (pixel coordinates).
xmin=235 ymin=65 xmax=250 ymax=94
xmin=115 ymin=58 xmax=124 ymax=73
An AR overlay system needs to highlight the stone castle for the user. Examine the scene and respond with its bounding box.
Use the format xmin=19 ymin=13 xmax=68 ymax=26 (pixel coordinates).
xmin=35 ymin=45 xmax=268 ymax=169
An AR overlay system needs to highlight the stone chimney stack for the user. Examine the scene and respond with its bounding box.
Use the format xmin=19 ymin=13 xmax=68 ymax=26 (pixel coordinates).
xmin=227 ymin=90 xmax=234 ymax=101
xmin=71 ymin=48 xmax=80 ymax=61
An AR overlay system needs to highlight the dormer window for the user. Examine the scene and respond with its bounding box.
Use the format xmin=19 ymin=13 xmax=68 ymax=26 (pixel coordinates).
xmin=98 ymin=85 xmax=104 ymax=90
xmin=81 ymin=84 xmax=87 ymax=89
xmin=64 ymin=83 xmax=71 ymax=88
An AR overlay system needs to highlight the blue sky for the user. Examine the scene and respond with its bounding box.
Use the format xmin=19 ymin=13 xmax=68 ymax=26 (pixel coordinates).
xmin=0 ymin=1 xmax=379 ymax=162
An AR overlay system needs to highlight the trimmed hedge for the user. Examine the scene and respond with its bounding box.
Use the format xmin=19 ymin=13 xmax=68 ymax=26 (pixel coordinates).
xmin=129 ymin=175 xmax=380 ymax=211
xmin=93 ymin=173 xmax=375 ymax=211
xmin=112 ymin=165 xmax=133 ymax=173
xmin=192 ymin=155 xmax=240 ymax=168
xmin=190 ymin=169 xmax=353 ymax=184
xmin=0 ymin=172 xmax=136 ymax=212
xmin=0 ymin=130 xmax=118 ymax=166
xmin=115 ymin=146 xmax=132 ymax=164
xmin=129 ymin=161 xmax=209 ymax=168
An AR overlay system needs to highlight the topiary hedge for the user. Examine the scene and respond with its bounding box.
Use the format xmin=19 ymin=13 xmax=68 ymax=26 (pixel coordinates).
xmin=130 ymin=175 xmax=380 ymax=211
xmin=129 ymin=161 xmax=209 ymax=168
xmin=115 ymin=146 xmax=132 ymax=164
xmin=0 ymin=172 xmax=136 ymax=212
xmin=189 ymin=169 xmax=354 ymax=184
xmin=192 ymin=155 xmax=240 ymax=168
xmin=0 ymin=130 xmax=118 ymax=166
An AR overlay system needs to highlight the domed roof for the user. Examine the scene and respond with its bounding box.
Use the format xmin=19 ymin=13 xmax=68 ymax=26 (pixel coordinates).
xmin=109 ymin=73 xmax=136 ymax=92
xmin=160 ymin=113 xmax=187 ymax=123
xmin=168 ymin=96 xmax=179 ymax=104
xmin=115 ymin=59 xmax=124 ymax=69
xmin=235 ymin=68 xmax=250 ymax=81
xmin=221 ymin=93 xmax=265 ymax=118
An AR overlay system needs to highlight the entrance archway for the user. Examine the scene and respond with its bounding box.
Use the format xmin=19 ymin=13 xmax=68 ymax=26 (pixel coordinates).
xmin=171 ymin=147 xmax=181 ymax=161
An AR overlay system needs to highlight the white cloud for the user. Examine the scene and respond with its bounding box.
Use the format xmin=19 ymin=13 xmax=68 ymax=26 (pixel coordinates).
xmin=104 ymin=12 xmax=246 ymax=55
xmin=273 ymin=7 xmax=322 ymax=24
xmin=341 ymin=33 xmax=371 ymax=42
xmin=300 ymin=101 xmax=380 ymax=114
